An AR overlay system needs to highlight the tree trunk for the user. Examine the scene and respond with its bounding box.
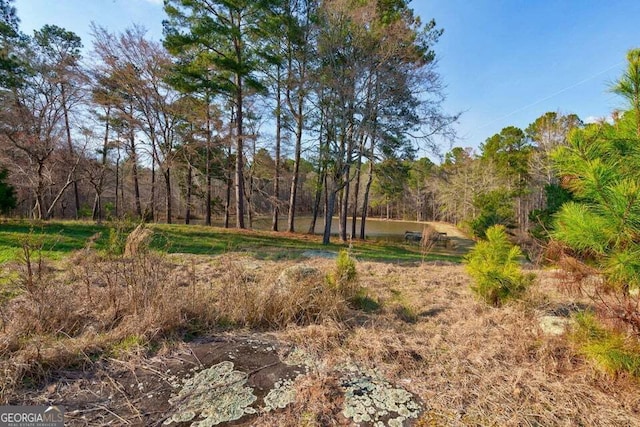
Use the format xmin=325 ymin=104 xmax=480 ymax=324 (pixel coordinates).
xmin=247 ymin=137 xmax=255 ymax=229
xmin=340 ymin=182 xmax=349 ymax=241
xmin=308 ymin=161 xmax=325 ymax=235
xmin=93 ymin=106 xmax=110 ymax=222
xmin=272 ymin=68 xmax=282 ymax=232
xmin=92 ymin=193 xmax=101 ymax=223
xmin=165 ymin=168 xmax=172 ymax=224
xmin=61 ymin=84 xmax=80 ymax=219
xmin=185 ymin=162 xmax=192 ymax=225
xmin=205 ymin=98 xmax=212 ymax=226
xmin=128 ymin=114 xmax=142 ymax=219
xmin=34 ymin=162 xmax=45 ymax=220
xmin=287 ymin=110 xmax=303 ymax=233
xmin=323 ymin=185 xmax=337 ymax=245
xmin=351 ymin=137 xmax=364 ymax=239
xmin=131 ymin=148 xmax=142 ymax=219
xmin=224 ymin=140 xmax=232 ymax=229
xmin=234 ymin=76 xmax=245 ymax=228
xmin=308 ymin=101 xmax=326 ymax=235
xmin=360 ymin=160 xmax=374 ymax=240
xmin=339 ymin=106 xmax=355 ymax=241
xmin=115 ymin=148 xmax=120 ymax=218
xmin=150 ymin=147 xmax=156 ymax=221
xmin=45 ymin=164 xmax=78 ymax=220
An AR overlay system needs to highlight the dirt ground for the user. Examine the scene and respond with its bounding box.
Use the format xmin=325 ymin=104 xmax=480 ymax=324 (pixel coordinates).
xmin=12 ymin=255 xmax=640 ymax=426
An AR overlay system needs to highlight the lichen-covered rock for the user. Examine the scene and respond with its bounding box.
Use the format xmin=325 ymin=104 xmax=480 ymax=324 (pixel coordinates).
xmin=263 ymin=378 xmax=297 ymax=412
xmin=340 ymin=366 xmax=421 ymax=426
xmin=163 ymin=361 xmax=257 ymax=426
xmin=282 ymin=347 xmax=315 ymax=369
xmin=539 ymin=315 xmax=570 ymax=336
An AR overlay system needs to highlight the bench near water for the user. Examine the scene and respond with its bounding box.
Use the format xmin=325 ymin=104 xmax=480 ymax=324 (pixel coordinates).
xmin=404 ymin=231 xmax=451 ymax=247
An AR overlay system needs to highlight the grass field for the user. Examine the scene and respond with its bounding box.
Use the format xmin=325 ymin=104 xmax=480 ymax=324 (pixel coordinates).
xmin=0 ymin=219 xmax=469 ymax=264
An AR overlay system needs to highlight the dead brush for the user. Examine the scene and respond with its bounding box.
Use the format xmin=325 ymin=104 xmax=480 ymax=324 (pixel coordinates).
xmin=260 ymin=270 xmax=347 ymax=328
xmin=0 ymin=237 xmax=195 ymax=400
xmin=211 ymin=259 xmax=349 ymax=329
xmin=420 ymin=224 xmax=438 ymax=263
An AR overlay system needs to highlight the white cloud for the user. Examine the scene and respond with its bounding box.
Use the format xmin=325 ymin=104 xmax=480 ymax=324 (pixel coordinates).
xmin=141 ymin=0 xmax=163 ymax=5
xmin=584 ymin=115 xmax=614 ymax=125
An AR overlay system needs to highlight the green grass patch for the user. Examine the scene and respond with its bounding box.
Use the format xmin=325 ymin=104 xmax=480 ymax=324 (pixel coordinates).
xmin=0 ymin=220 xmax=111 ymax=262
xmin=0 ymin=220 xmax=466 ymax=264
xmin=350 ymin=290 xmax=381 ymax=313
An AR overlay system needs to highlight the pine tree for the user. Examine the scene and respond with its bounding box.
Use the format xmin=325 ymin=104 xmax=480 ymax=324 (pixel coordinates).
xmin=551 ymin=49 xmax=640 ymax=332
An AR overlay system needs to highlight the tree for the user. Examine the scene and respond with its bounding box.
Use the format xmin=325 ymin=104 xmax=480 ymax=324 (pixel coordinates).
xmin=469 ymin=189 xmax=515 ymax=239
xmin=406 ymin=157 xmax=436 ymax=221
xmin=551 ymin=51 xmax=640 ymax=332
xmin=372 ymin=157 xmax=409 ymax=219
xmin=436 ymin=147 xmax=501 ymax=225
xmin=91 ymin=27 xmax=147 ymax=220
xmin=34 ymin=24 xmax=84 ymax=218
xmin=283 ymin=0 xmax=314 ymax=233
xmin=610 ymin=49 xmax=640 ymax=136
xmin=480 ymin=126 xmax=532 ymax=229
xmin=314 ymin=0 xmax=451 ymax=244
xmin=465 ymin=225 xmax=532 ymax=306
xmin=0 ymin=0 xmax=26 ymax=89
xmin=0 ymin=26 xmax=83 ymax=219
xmin=164 ymin=0 xmax=280 ymax=229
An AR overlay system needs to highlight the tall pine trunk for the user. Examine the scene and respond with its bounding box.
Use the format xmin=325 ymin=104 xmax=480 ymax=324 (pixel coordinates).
xmin=287 ymin=102 xmax=303 ymax=232
xmin=351 ymin=136 xmax=364 ymax=239
xmin=233 ymin=27 xmax=245 ymax=229
xmin=93 ymin=106 xmax=110 ymax=222
xmin=272 ymin=69 xmax=282 ymax=231
xmin=185 ymin=162 xmax=192 ymax=225
xmin=165 ymin=168 xmax=172 ymax=224
xmin=323 ymin=184 xmax=337 ymax=245
xmin=61 ymin=84 xmax=80 ymax=219
xmin=205 ymin=98 xmax=212 ymax=226
xmin=360 ymin=158 xmax=374 ymax=240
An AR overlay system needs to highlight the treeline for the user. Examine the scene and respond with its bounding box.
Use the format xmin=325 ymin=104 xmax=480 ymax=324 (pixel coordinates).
xmin=424 ymin=111 xmax=582 ymax=241
xmin=0 ymin=0 xmax=458 ymax=244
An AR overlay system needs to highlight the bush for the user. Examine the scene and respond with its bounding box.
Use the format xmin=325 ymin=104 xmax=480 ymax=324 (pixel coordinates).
xmin=464 ymin=225 xmax=533 ymax=306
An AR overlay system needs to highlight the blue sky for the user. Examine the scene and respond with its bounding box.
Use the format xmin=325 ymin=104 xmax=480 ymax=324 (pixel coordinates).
xmin=13 ymin=0 xmax=640 ymax=154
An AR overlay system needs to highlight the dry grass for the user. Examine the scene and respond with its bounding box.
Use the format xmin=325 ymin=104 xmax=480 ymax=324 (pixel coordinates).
xmin=277 ymin=263 xmax=640 ymax=426
xmin=0 ymin=243 xmax=353 ymax=401
xmin=1 ymin=238 xmax=640 ymax=425
xmin=208 ymin=256 xmax=350 ymax=328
